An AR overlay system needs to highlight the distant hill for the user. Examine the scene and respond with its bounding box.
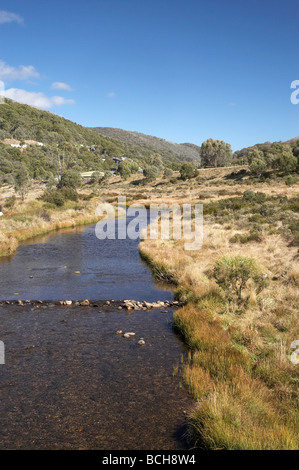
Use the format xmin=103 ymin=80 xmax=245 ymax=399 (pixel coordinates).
xmin=0 ymin=98 xmax=124 ymax=150
xmin=89 ymin=127 xmax=201 ymax=162
xmin=0 ymin=99 xmax=201 ymax=167
xmin=285 ymin=136 xmax=299 ymax=144
xmin=234 ymin=136 xmax=299 ymax=161
xmin=0 ymin=99 xmax=202 ymax=182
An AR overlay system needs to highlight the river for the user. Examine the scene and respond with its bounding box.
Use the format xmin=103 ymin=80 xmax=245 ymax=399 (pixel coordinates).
xmin=0 ymin=211 xmax=192 ymax=449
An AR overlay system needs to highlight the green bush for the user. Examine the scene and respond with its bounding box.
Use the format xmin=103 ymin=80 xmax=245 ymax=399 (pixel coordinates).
xmin=60 ymin=187 xmax=78 ymax=202
xmin=41 ymin=187 xmax=78 ymax=207
xmin=229 ymin=231 xmax=262 ymax=244
xmin=42 ymin=190 xmax=65 ymax=207
xmin=243 ymin=190 xmax=267 ymax=203
xmin=143 ymin=165 xmax=159 ymax=180
xmin=180 ymin=162 xmax=197 ymax=180
xmin=213 ymin=255 xmax=265 ymax=300
xmin=59 ymin=170 xmax=81 ymax=189
xmin=4 ymin=195 xmax=16 ymax=209
xmin=163 ymin=167 xmax=174 ymax=178
xmin=285 ymin=175 xmax=297 ymax=186
xmin=250 ymin=157 xmax=267 ymax=177
xmin=276 ymin=152 xmax=297 ymax=175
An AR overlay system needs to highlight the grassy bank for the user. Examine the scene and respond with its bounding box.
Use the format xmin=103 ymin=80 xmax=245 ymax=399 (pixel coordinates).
xmin=0 ymin=186 xmax=104 ymax=257
xmin=1 ymin=172 xmax=298 ymax=449
xmin=139 ymin=184 xmax=299 ymax=449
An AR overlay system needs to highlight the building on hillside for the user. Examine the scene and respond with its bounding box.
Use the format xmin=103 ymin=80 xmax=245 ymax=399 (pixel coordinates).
xmin=112 ymin=157 xmax=122 ymax=168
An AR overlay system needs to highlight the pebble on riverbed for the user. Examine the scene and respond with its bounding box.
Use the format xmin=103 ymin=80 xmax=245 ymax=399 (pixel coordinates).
xmin=122 ymin=299 xmax=183 ymax=311
xmin=0 ymin=299 xmax=184 ymax=310
xmin=123 ymin=332 xmax=135 ymax=338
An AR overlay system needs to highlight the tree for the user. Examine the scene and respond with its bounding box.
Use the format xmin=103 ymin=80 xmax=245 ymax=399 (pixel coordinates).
xmin=14 ymin=164 xmax=30 ymax=201
xmin=276 ymin=152 xmax=297 ymax=175
xmin=163 ymin=167 xmax=173 ymax=178
xmin=143 ymin=165 xmax=159 ymax=180
xmin=250 ymin=157 xmax=267 ymax=177
xmin=180 ymin=162 xmax=196 ymax=180
xmin=214 ymin=255 xmax=265 ymax=300
xmin=90 ymin=171 xmax=101 ymax=184
xmin=59 ymin=170 xmax=81 ymax=189
xmin=247 ymin=148 xmax=265 ymax=165
xmin=148 ymin=153 xmax=163 ymax=169
xmin=200 ymin=139 xmax=233 ymax=167
xmin=118 ymin=159 xmax=139 ymax=179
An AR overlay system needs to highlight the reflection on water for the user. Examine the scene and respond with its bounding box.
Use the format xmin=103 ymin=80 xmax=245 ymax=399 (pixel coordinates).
xmin=0 ymin=210 xmax=173 ymax=301
xmin=0 ymin=210 xmax=193 ymax=450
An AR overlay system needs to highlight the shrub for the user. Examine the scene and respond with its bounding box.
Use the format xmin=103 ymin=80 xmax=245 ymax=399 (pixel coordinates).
xmin=42 ymin=190 xmax=65 ymax=207
xmin=143 ymin=165 xmax=159 ymax=180
xmin=276 ymin=152 xmax=297 ymax=175
xmin=60 ymin=187 xmax=78 ymax=202
xmin=213 ymin=255 xmax=265 ymax=300
xmin=243 ymin=190 xmax=267 ymax=203
xmin=41 ymin=187 xmax=78 ymax=207
xmin=285 ymin=175 xmax=297 ymax=186
xmin=39 ymin=209 xmax=51 ymax=221
xmin=59 ymin=170 xmax=81 ymax=189
xmin=180 ymin=162 xmax=197 ymax=180
xmin=250 ymin=158 xmax=267 ymax=177
xmin=4 ymin=195 xmax=16 ymax=209
xmin=163 ymin=168 xmax=174 ymax=178
xmin=229 ymin=231 xmax=262 ymax=244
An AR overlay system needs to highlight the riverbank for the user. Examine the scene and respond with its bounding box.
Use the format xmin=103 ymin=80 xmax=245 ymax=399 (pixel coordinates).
xmin=139 ymin=186 xmax=299 ymax=450
xmin=1 ymin=172 xmax=298 ymax=449
xmin=0 ymin=184 xmax=110 ymax=257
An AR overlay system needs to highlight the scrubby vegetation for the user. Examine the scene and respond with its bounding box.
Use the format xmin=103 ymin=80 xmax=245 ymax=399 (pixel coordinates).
xmin=139 ymin=182 xmax=299 ymax=450
xmin=234 ymin=140 xmax=299 ymax=178
xmin=1 ymin=97 xmax=299 ymax=450
xmin=0 ymin=99 xmax=201 ymax=188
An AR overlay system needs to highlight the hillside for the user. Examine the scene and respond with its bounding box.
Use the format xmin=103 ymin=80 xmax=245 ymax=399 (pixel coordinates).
xmin=0 ymin=99 xmax=203 ymax=183
xmin=89 ymin=127 xmax=201 ymax=161
xmin=234 ymin=136 xmax=299 ymax=161
xmin=0 ymin=98 xmax=127 ymax=150
xmin=285 ymin=136 xmax=299 ymax=144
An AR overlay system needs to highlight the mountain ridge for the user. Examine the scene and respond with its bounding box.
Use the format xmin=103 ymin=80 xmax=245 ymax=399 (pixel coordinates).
xmin=89 ymin=126 xmax=201 ymax=161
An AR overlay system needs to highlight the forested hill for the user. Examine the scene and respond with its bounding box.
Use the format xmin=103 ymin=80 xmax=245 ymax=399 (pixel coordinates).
xmin=89 ymin=127 xmax=201 ymax=161
xmin=0 ymin=98 xmax=126 ymax=150
xmin=0 ymin=99 xmax=203 ymax=183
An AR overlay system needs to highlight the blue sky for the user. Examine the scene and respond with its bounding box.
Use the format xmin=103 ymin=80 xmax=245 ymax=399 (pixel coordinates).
xmin=0 ymin=0 xmax=298 ymax=151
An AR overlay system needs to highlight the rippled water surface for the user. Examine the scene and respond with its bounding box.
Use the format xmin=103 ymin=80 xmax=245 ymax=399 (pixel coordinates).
xmin=0 ymin=212 xmax=193 ymax=449
xmin=0 ymin=211 xmax=172 ymax=301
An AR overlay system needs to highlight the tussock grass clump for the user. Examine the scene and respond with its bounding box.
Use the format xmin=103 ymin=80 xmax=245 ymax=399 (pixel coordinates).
xmin=189 ymin=381 xmax=299 ymax=450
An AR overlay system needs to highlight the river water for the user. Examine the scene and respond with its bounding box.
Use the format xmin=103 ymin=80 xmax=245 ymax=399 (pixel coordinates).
xmin=0 ymin=210 xmax=172 ymax=301
xmin=0 ymin=212 xmax=193 ymax=450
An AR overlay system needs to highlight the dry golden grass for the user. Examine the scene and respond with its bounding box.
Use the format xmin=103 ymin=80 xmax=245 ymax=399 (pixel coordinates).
xmin=139 ymin=177 xmax=299 ymax=449
xmin=0 ymin=184 xmax=104 ymax=256
xmin=1 ymin=171 xmax=298 ymax=448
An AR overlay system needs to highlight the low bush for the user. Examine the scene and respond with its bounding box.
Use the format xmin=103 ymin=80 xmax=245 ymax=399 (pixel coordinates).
xmin=4 ymin=195 xmax=16 ymax=209
xmin=41 ymin=187 xmax=78 ymax=207
xmin=229 ymin=231 xmax=262 ymax=244
xmin=213 ymin=254 xmax=265 ymax=300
